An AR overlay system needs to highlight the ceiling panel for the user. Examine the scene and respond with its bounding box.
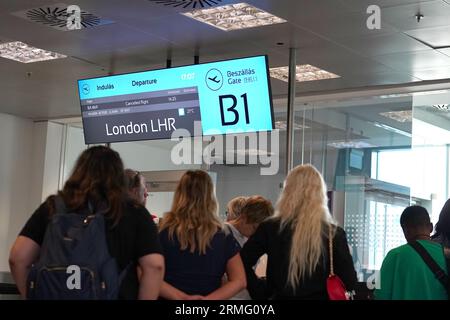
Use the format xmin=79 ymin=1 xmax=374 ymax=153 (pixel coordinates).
xmin=292 ymin=43 xmax=394 ymax=77
xmin=412 ymin=67 xmax=450 ymax=80
xmin=246 ymin=0 xmax=353 ymax=23
xmin=1 ymin=0 xmax=450 ymax=120
xmin=338 ymin=0 xmax=437 ymax=12
xmin=293 ymin=11 xmax=397 ymax=40
xmin=381 ymin=0 xmax=450 ymax=31
xmin=405 ymin=25 xmax=450 ymax=48
xmin=338 ymin=32 xmax=430 ymax=56
xmin=373 ymin=49 xmax=450 ymax=71
xmin=438 ymin=47 xmax=450 ymax=57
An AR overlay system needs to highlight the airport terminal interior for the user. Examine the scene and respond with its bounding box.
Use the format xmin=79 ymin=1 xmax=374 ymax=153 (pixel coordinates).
xmin=1 ymin=0 xmax=450 ymax=299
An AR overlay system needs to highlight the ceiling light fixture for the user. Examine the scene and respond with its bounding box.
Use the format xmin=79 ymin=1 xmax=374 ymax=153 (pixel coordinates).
xmin=270 ymin=64 xmax=340 ymax=82
xmin=432 ymin=104 xmax=450 ymax=111
xmin=181 ymin=2 xmax=287 ymax=31
xmin=0 ymin=41 xmax=66 ymax=63
xmin=373 ymin=122 xmax=412 ymax=137
xmin=327 ymin=140 xmax=376 ymax=149
xmin=379 ymin=110 xmax=412 ymax=123
xmin=275 ymin=120 xmax=309 ymax=130
xmin=378 ymin=90 xmax=449 ymax=99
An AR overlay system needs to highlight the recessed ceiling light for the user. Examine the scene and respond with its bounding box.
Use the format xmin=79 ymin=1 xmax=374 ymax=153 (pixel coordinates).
xmin=181 ymin=2 xmax=287 ymax=31
xmin=270 ymin=64 xmax=340 ymax=82
xmin=0 ymin=41 xmax=66 ymax=63
xmin=327 ymin=140 xmax=376 ymax=149
xmin=379 ymin=110 xmax=412 ymax=123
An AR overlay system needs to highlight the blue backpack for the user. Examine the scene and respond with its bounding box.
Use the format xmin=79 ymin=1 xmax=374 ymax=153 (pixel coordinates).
xmin=27 ymin=196 xmax=129 ymax=300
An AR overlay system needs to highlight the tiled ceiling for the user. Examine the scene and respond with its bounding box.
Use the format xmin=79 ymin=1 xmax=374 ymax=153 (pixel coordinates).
xmin=0 ymin=0 xmax=450 ymax=119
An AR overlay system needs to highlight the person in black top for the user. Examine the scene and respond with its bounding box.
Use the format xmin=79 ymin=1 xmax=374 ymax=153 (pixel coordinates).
xmin=241 ymin=164 xmax=357 ymax=299
xmin=9 ymin=146 xmax=164 ymax=299
xmin=432 ymin=198 xmax=450 ymax=258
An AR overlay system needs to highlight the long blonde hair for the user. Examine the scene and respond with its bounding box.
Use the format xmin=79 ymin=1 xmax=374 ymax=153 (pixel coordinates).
xmin=159 ymin=170 xmax=222 ymax=254
xmin=275 ymin=164 xmax=334 ymax=289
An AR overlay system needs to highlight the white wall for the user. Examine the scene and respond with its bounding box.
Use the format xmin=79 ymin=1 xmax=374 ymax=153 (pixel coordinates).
xmin=0 ymin=113 xmax=34 ymax=272
xmin=112 ymin=140 xmax=202 ymax=216
xmin=62 ymin=125 xmax=86 ymax=186
xmin=0 ymin=117 xmax=65 ymax=272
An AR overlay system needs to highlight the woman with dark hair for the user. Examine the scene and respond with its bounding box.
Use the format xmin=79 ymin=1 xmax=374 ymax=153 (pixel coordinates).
xmin=9 ymin=146 xmax=164 ymax=299
xmin=159 ymin=170 xmax=246 ymax=299
xmin=432 ymin=198 xmax=450 ymax=257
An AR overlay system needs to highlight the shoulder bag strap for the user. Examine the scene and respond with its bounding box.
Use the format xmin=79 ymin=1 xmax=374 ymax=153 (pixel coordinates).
xmin=409 ymin=241 xmax=449 ymax=291
xmin=329 ymin=225 xmax=334 ymax=277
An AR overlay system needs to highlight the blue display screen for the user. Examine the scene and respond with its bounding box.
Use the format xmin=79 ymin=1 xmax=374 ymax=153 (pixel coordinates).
xmin=77 ymin=55 xmax=274 ymax=144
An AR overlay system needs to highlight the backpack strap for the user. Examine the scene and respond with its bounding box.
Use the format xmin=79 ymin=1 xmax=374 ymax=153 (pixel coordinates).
xmin=409 ymin=241 xmax=449 ymax=292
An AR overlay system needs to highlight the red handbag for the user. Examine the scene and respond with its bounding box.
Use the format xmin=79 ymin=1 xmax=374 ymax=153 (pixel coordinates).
xmin=327 ymin=226 xmax=349 ymax=300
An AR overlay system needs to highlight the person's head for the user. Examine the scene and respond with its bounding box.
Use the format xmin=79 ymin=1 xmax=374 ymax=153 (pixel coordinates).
xmin=275 ymin=164 xmax=334 ymax=289
xmin=59 ymin=146 xmax=126 ymax=226
xmin=231 ymin=195 xmax=274 ymax=237
xmin=226 ymin=196 xmax=248 ymax=222
xmin=400 ymin=206 xmax=433 ymax=242
xmin=434 ymin=198 xmax=450 ymax=238
xmin=125 ymin=169 xmax=148 ymax=206
xmin=159 ymin=170 xmax=221 ymax=254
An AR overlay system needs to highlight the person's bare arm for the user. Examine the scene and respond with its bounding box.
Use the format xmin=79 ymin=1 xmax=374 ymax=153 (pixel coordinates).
xmin=9 ymin=236 xmax=40 ymax=299
xmin=138 ymin=253 xmax=165 ymax=300
xmin=203 ymin=253 xmax=246 ymax=300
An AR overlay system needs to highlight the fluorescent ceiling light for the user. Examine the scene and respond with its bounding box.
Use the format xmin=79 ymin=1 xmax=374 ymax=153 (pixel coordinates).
xmin=0 ymin=41 xmax=66 ymax=63
xmin=181 ymin=2 xmax=286 ymax=31
xmin=432 ymin=104 xmax=449 ymax=111
xmin=413 ymin=90 xmax=449 ymax=96
xmin=327 ymin=141 xmax=376 ymax=149
xmin=379 ymin=93 xmax=411 ymax=99
xmin=275 ymin=120 xmax=309 ymax=130
xmin=373 ymin=122 xmax=412 ymax=137
xmin=379 ymin=110 xmax=412 ymax=123
xmin=378 ymin=90 xmax=449 ymax=99
xmin=270 ymin=64 xmax=340 ymax=82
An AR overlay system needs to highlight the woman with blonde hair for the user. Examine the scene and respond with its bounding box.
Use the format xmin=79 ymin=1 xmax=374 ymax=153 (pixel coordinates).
xmin=241 ymin=164 xmax=356 ymax=299
xmin=159 ymin=170 xmax=246 ymax=299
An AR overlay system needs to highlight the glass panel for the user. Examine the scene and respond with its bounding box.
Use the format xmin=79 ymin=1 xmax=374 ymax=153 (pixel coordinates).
xmin=412 ymin=90 xmax=450 ymax=223
xmin=293 ymin=94 xmax=413 ymax=282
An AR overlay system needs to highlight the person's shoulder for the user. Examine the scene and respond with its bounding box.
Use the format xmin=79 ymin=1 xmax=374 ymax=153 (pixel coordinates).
xmin=259 ymin=217 xmax=280 ymax=230
xmin=124 ymin=199 xmax=149 ymax=217
xmin=34 ymin=195 xmax=55 ymax=216
xmin=117 ymin=200 xmax=156 ymax=228
xmin=384 ymin=244 xmax=408 ymax=260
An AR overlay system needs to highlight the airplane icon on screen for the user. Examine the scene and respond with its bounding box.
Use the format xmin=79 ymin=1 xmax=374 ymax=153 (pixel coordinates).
xmin=208 ymin=76 xmax=220 ymax=83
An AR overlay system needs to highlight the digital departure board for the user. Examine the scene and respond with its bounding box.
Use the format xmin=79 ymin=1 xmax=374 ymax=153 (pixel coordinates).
xmin=77 ymin=55 xmax=274 ymax=144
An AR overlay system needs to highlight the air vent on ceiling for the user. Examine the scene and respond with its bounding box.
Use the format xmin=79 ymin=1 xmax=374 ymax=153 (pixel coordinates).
xmin=148 ymin=0 xmax=223 ymax=9
xmin=11 ymin=3 xmax=114 ymax=31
